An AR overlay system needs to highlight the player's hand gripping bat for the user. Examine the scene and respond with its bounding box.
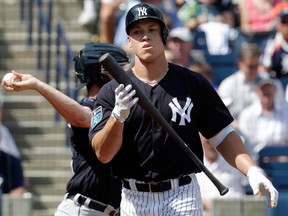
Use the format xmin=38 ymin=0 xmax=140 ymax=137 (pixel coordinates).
xmin=99 ymin=53 xmax=229 ymax=196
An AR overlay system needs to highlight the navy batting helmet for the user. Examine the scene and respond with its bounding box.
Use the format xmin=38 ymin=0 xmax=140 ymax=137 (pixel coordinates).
xmin=125 ymin=3 xmax=169 ymax=45
xmin=74 ymin=42 xmax=130 ymax=90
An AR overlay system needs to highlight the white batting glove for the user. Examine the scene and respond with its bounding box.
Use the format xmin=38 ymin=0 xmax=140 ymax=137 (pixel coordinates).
xmin=247 ymin=166 xmax=278 ymax=208
xmin=112 ymin=84 xmax=139 ymax=122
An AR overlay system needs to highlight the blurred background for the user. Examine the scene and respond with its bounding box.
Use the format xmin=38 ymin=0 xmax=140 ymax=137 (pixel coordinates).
xmin=0 ymin=0 xmax=91 ymax=215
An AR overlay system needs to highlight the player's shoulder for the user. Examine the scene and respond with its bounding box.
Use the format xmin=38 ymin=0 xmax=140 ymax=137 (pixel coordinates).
xmin=79 ymin=97 xmax=96 ymax=108
xmin=168 ymin=63 xmax=209 ymax=84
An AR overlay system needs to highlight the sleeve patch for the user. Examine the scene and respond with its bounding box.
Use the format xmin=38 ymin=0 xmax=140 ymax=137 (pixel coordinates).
xmin=91 ymin=106 xmax=102 ymax=129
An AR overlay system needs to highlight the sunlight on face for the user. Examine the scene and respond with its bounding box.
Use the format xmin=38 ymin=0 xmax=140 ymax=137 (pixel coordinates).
xmin=128 ymin=20 xmax=161 ymax=41
xmin=127 ymin=19 xmax=164 ymax=61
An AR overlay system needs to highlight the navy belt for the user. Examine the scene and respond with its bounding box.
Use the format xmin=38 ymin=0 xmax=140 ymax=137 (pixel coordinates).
xmin=67 ymin=193 xmax=119 ymax=216
xmin=122 ymin=175 xmax=192 ymax=192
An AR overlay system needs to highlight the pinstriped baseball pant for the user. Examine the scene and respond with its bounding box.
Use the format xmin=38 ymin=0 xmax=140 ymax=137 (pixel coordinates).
xmin=120 ymin=174 xmax=203 ymax=216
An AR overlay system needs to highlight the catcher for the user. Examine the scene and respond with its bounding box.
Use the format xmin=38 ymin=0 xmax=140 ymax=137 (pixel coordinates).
xmin=2 ymin=42 xmax=130 ymax=216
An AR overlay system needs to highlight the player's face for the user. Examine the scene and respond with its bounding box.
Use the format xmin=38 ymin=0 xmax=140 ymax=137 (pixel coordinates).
xmin=127 ymin=19 xmax=165 ymax=62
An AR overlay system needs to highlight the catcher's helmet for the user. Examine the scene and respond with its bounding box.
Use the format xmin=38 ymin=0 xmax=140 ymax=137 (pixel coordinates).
xmin=74 ymin=42 xmax=130 ymax=90
xmin=125 ymin=3 xmax=169 ymax=44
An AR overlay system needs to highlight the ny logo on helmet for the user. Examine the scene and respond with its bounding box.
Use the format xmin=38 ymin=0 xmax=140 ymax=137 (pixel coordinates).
xmin=137 ymin=7 xmax=148 ymax=17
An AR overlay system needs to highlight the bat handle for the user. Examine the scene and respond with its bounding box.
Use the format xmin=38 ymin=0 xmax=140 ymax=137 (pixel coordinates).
xmin=201 ymin=163 xmax=229 ymax=196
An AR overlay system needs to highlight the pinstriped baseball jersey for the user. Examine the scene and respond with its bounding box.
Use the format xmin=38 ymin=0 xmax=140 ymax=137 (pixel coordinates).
xmin=89 ymin=63 xmax=233 ymax=182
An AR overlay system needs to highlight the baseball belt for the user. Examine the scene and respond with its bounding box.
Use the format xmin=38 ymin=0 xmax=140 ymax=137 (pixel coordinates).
xmin=67 ymin=193 xmax=119 ymax=216
xmin=121 ymin=175 xmax=192 ymax=192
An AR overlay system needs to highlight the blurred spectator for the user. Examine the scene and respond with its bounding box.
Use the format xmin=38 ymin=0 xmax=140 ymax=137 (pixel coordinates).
xmin=98 ymin=0 xmax=123 ymax=43
xmin=238 ymin=76 xmax=288 ymax=161
xmin=218 ymin=43 xmax=285 ymax=126
xmin=188 ymin=62 xmax=215 ymax=86
xmin=174 ymin=0 xmax=186 ymax=9
xmin=114 ymin=0 xmax=183 ymax=56
xmin=196 ymin=134 xmax=246 ymax=215
xmin=177 ymin=0 xmax=235 ymax=30
xmin=217 ymin=43 xmax=263 ymax=123
xmin=261 ymin=8 xmax=288 ymax=89
xmin=0 ymin=151 xmax=27 ymax=195
xmin=165 ymin=27 xmax=196 ymax=67
xmin=78 ymin=0 xmax=123 ymax=42
xmin=177 ymin=0 xmax=235 ymax=55
xmin=78 ymin=0 xmax=98 ymax=38
xmin=0 ymin=90 xmax=27 ymax=195
xmin=237 ymin=0 xmax=281 ymax=52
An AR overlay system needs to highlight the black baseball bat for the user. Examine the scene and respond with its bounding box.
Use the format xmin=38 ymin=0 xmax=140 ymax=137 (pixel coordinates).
xmin=99 ymin=53 xmax=229 ymax=196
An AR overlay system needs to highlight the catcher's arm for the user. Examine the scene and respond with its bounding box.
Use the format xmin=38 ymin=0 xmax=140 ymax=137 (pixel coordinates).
xmin=2 ymin=71 xmax=91 ymax=127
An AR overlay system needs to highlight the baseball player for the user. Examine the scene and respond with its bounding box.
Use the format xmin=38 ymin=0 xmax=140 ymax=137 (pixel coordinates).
xmin=89 ymin=3 xmax=279 ymax=216
xmin=2 ymin=42 xmax=130 ymax=216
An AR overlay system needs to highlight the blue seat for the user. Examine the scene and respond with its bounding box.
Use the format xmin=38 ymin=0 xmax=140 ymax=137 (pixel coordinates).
xmin=258 ymin=146 xmax=288 ymax=216
xmin=258 ymin=146 xmax=288 ymax=186
xmin=265 ymin=192 xmax=288 ymax=216
xmin=204 ymin=53 xmax=238 ymax=86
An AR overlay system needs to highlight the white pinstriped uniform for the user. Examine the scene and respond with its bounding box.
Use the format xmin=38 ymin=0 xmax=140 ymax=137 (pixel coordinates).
xmin=89 ymin=3 xmax=235 ymax=215
xmin=120 ymin=174 xmax=203 ymax=216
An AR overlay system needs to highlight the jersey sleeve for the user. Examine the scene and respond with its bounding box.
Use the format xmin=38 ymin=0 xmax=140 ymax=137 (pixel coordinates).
xmin=197 ymin=76 xmax=234 ymax=139
xmin=88 ymin=81 xmax=117 ymax=144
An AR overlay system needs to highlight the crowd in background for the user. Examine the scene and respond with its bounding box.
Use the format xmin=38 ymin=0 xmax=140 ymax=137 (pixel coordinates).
xmin=1 ymin=0 xmax=288 ymax=215
xmin=78 ymin=0 xmax=288 ymax=89
xmin=77 ymin=0 xmax=288 ymax=214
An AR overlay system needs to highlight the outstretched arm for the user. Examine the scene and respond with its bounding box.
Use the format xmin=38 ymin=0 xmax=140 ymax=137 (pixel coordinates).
xmin=2 ymin=71 xmax=91 ymax=127
xmin=216 ymin=130 xmax=278 ymax=208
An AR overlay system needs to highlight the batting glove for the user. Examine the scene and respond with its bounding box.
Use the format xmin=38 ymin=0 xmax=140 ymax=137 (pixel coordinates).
xmin=247 ymin=166 xmax=278 ymax=208
xmin=112 ymin=84 xmax=138 ymax=122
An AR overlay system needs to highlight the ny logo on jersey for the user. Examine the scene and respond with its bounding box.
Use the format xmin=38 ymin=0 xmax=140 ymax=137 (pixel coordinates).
xmin=137 ymin=7 xmax=148 ymax=17
xmin=169 ymin=97 xmax=193 ymax=126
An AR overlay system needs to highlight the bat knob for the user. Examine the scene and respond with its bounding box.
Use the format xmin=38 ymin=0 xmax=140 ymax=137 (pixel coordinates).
xmin=220 ymin=187 xmax=229 ymax=196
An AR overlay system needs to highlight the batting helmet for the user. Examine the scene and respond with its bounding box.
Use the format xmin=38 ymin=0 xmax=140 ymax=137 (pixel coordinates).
xmin=125 ymin=3 xmax=169 ymax=45
xmin=74 ymin=42 xmax=130 ymax=90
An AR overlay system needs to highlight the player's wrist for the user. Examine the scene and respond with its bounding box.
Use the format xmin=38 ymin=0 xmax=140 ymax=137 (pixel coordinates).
xmin=111 ymin=112 xmax=126 ymax=123
xmin=247 ymin=166 xmax=264 ymax=177
xmin=112 ymin=105 xmax=130 ymax=123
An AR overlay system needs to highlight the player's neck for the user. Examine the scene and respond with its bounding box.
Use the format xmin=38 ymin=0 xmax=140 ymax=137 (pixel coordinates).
xmin=132 ymin=65 xmax=169 ymax=86
xmin=132 ymin=60 xmax=169 ymax=86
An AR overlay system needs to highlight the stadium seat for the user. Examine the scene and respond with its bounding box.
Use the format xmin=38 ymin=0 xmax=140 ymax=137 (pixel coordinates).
xmin=258 ymin=146 xmax=288 ymax=216
xmin=258 ymin=146 xmax=288 ymax=187
xmin=204 ymin=53 xmax=238 ymax=86
xmin=265 ymin=192 xmax=288 ymax=216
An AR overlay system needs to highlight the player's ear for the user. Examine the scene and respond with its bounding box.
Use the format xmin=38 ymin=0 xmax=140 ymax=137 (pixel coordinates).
xmin=128 ymin=36 xmax=133 ymax=48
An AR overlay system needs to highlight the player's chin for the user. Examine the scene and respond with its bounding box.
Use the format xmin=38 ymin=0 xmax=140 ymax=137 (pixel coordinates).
xmin=139 ymin=53 xmax=156 ymax=63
